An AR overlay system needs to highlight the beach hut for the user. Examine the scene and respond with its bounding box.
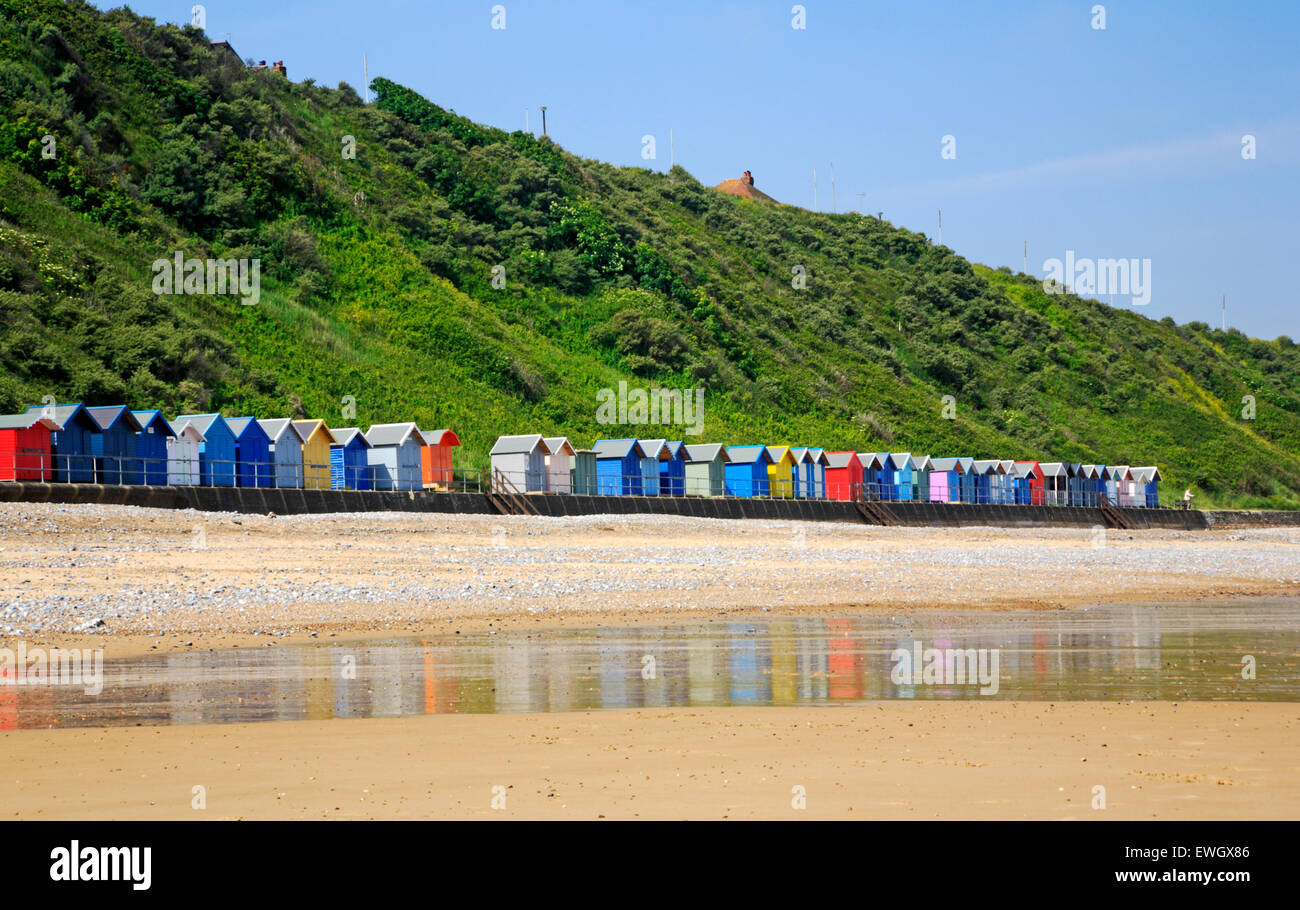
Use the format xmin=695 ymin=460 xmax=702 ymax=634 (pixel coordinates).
xmin=421 ymin=429 xmax=460 ymax=490
xmin=258 ymin=419 xmax=305 ymax=489
xmin=857 ymin=453 xmax=896 ymax=500
xmin=1132 ymin=466 xmax=1162 ymax=507
xmin=1038 ymin=462 xmax=1070 ymax=506
xmin=489 ymin=434 xmax=550 ymax=493
xmin=927 ymin=457 xmax=960 ymax=502
xmin=593 ymin=439 xmax=645 ymax=495
xmin=660 ymin=441 xmax=686 ymax=496
xmin=908 ymin=455 xmax=932 ymax=502
xmin=570 ymin=449 xmax=598 ymax=495
xmin=329 ymin=428 xmax=371 ymax=490
xmin=1077 ymin=465 xmax=1106 ymax=506
xmin=0 ymin=413 xmax=60 ymax=481
xmin=765 ymin=446 xmax=797 ymax=498
xmin=970 ymin=460 xmax=1005 ymax=504
xmin=724 ymin=445 xmax=772 ymax=497
xmin=166 ymin=420 xmax=204 ymax=486
xmin=85 ymin=406 xmax=144 ymax=485
xmin=789 ymin=447 xmax=811 ymax=498
xmin=24 ymin=404 xmax=97 ymax=483
xmin=130 ymin=411 xmax=174 ymax=486
xmin=542 ymin=436 xmax=575 ymax=493
xmin=365 ymin=423 xmax=425 ymax=491
xmin=995 ymin=459 xmax=1018 ymax=504
xmin=225 ymin=417 xmax=273 ymax=488
xmin=293 ymin=420 xmax=337 ymax=490
xmin=636 ymin=439 xmax=670 ymax=495
xmin=176 ymin=414 xmax=239 ymax=487
xmin=823 ymin=451 xmax=863 ymax=502
xmin=1066 ymin=463 xmax=1087 ymax=506
xmin=888 ymin=453 xmax=916 ymax=502
xmin=1012 ymin=461 xmax=1045 ymax=505
xmin=683 ymin=443 xmax=728 ymax=497
xmin=805 ymin=448 xmax=829 ymax=498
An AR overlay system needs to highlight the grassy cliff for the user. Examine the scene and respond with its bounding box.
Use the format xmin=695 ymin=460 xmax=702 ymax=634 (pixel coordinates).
xmin=1 ymin=0 xmax=1297 ymax=506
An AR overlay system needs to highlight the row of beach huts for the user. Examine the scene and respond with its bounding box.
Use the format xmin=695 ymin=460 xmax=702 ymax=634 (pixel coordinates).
xmin=0 ymin=404 xmax=457 ymax=491
xmin=488 ymin=436 xmax=1164 ymax=507
xmin=0 ymin=404 xmax=1164 ymax=507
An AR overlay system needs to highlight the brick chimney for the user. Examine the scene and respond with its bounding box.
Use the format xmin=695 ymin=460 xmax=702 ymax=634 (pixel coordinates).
xmin=742 ymin=170 xmax=754 ymax=186
xmin=271 ymin=60 xmax=287 ymax=77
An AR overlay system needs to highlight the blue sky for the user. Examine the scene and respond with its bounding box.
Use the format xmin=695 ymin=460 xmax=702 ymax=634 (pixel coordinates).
xmin=104 ymin=1 xmax=1299 ymax=339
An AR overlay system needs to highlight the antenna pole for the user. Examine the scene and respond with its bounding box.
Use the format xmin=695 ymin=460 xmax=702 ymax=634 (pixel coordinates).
xmin=670 ymin=128 xmax=674 ymax=168
xmin=830 ymin=162 xmax=836 ymax=213
xmin=937 ymin=209 xmax=942 ymax=244
xmin=1222 ymin=294 xmax=1226 ymax=331
xmin=525 ymin=107 xmax=529 ymax=133
xmin=539 ymin=106 xmax=548 ymax=137
xmin=1023 ymin=240 xmax=1027 ymax=273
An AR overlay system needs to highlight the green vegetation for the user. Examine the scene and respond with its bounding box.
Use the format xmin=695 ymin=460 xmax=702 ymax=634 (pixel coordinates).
xmin=1 ymin=0 xmax=1297 ymax=507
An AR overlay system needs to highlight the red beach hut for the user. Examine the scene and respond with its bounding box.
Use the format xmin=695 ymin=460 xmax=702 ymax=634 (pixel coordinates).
xmin=0 ymin=413 xmax=61 ymax=481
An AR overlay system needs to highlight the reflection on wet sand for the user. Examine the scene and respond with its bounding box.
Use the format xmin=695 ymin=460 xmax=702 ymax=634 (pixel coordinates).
xmin=5 ymin=600 xmax=1299 ymax=729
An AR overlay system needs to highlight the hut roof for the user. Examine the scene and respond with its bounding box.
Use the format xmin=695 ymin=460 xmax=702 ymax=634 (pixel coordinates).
xmin=330 ymin=427 xmax=370 ymax=448
xmin=0 ymin=412 xmax=61 ymax=431
xmin=683 ymin=443 xmax=728 ymax=463
xmin=85 ymin=405 xmax=143 ymax=432
xmin=593 ymin=438 xmax=645 ymax=459
xmin=637 ymin=438 xmax=670 ymax=460
xmin=1038 ymin=462 xmax=1070 ymax=477
xmin=1131 ymin=466 xmax=1163 ymax=482
xmin=225 ymin=417 xmax=269 ymax=440
xmin=25 ymin=403 xmax=91 ymax=429
xmin=131 ymin=410 xmax=175 ymax=436
xmin=293 ymin=419 xmax=337 ymax=445
xmin=726 ymin=445 xmax=772 ymax=465
xmin=489 ymin=434 xmax=550 ymax=456
xmin=422 ymin=429 xmax=460 ymax=446
xmin=175 ymin=414 xmax=229 ymax=438
xmin=366 ymin=423 xmax=422 ymax=447
xmin=542 ymin=436 xmax=576 ymax=457
xmin=824 ymin=451 xmax=858 ymax=469
xmin=258 ymin=419 xmax=304 ymax=444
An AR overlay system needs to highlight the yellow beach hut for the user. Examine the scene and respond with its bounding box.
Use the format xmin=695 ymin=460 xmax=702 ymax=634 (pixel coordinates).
xmin=765 ymin=445 xmax=797 ymax=498
xmin=293 ymin=419 xmax=338 ymax=490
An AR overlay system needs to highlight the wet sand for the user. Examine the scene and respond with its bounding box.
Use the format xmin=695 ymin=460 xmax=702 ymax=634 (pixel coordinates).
xmin=3 ymin=503 xmax=1297 ymax=820
xmin=2 ymin=702 xmax=1295 ymax=819
xmin=2 ymin=503 xmax=1297 ymax=658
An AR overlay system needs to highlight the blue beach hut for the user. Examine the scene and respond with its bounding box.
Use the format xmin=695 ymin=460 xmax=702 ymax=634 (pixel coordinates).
xmin=329 ymin=428 xmax=372 ymax=490
xmin=724 ymin=445 xmax=772 ymax=497
xmin=131 ymin=410 xmax=176 ymax=485
xmin=637 ymin=438 xmax=669 ymax=495
xmin=593 ymin=438 xmax=645 ymax=495
xmin=25 ymin=403 xmax=97 ymax=483
xmin=84 ymin=406 xmax=144 ymax=485
xmin=175 ymin=414 xmax=239 ymax=487
xmin=226 ymin=417 xmax=273 ymax=488
xmin=659 ymin=440 xmax=686 ymax=496
xmin=258 ymin=419 xmax=305 ymax=489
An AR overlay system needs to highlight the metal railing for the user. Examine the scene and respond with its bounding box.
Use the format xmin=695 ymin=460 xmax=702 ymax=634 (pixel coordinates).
xmin=0 ymin=452 xmax=486 ymax=494
xmin=2 ymin=452 xmax=1184 ymax=508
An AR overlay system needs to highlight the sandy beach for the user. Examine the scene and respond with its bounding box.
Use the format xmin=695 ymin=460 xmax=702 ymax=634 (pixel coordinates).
xmin=3 ymin=702 xmax=1296 ymax=820
xmin=1 ymin=502 xmax=1297 ymax=820
xmin=0 ymin=503 xmax=1297 ymax=656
